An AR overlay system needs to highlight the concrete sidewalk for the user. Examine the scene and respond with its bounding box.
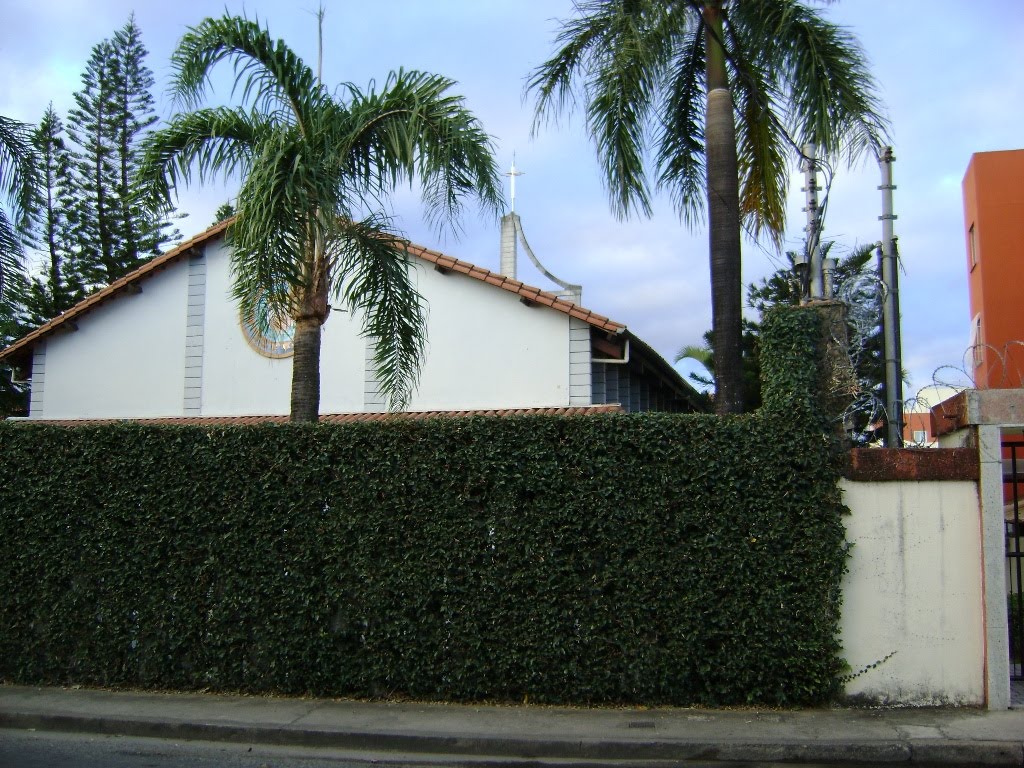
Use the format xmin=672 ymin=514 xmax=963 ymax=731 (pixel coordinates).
xmin=1 ymin=684 xmax=1022 ymax=766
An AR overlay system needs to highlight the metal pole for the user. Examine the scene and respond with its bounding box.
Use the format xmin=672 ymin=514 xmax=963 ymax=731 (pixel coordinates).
xmin=822 ymin=258 xmax=837 ymax=299
xmin=801 ymin=143 xmax=823 ymax=300
xmin=879 ymin=146 xmax=903 ymax=447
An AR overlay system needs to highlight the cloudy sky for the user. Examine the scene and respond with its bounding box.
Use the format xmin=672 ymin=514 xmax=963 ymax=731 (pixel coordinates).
xmin=3 ymin=0 xmax=1022 ymax=398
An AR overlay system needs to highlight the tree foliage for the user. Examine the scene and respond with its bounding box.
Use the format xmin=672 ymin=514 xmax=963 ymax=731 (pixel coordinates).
xmin=67 ymin=15 xmax=178 ymax=289
xmin=0 ymin=115 xmax=39 ymax=418
xmin=0 ymin=115 xmax=37 ymax=300
xmin=22 ymin=105 xmax=87 ymax=327
xmin=529 ymin=0 xmax=889 ymax=415
xmin=0 ymin=273 xmax=30 ymax=417
xmin=140 ymin=14 xmax=503 ymax=421
xmin=679 ymin=244 xmax=884 ymax=432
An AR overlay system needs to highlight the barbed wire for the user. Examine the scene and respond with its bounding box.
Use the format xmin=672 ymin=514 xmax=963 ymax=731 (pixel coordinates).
xmin=901 ymin=341 xmax=1024 ymax=447
xmin=832 ymin=268 xmax=886 ymax=445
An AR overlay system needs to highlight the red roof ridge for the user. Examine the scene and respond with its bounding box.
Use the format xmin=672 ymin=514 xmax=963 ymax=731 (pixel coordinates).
xmin=13 ymin=404 xmax=625 ymax=426
xmin=407 ymin=243 xmax=623 ymax=334
xmin=1 ymin=218 xmax=625 ymax=363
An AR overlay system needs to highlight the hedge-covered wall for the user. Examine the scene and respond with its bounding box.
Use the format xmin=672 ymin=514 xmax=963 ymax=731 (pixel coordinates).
xmin=0 ymin=308 xmax=849 ymax=706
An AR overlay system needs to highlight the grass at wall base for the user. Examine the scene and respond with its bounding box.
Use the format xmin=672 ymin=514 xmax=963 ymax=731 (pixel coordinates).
xmin=0 ymin=307 xmax=849 ymax=706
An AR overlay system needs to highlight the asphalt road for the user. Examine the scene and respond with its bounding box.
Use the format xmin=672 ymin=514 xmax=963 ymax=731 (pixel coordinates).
xmin=0 ymin=728 xmax=916 ymax=768
xmin=0 ymin=729 xmax=387 ymax=768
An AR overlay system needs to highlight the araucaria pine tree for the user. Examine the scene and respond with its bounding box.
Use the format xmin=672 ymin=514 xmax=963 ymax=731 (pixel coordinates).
xmin=67 ymin=38 xmax=119 ymax=288
xmin=23 ymin=105 xmax=87 ymax=326
xmin=110 ymin=17 xmax=177 ymax=263
xmin=67 ymin=15 xmax=177 ymax=289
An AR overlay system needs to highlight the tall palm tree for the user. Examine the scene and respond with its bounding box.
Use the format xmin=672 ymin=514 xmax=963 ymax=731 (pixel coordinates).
xmin=0 ymin=115 xmax=38 ymax=300
xmin=140 ymin=15 xmax=502 ymax=422
xmin=529 ymin=0 xmax=889 ymax=414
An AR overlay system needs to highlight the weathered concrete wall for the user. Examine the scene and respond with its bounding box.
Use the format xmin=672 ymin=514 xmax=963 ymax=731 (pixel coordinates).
xmin=840 ymin=476 xmax=985 ymax=705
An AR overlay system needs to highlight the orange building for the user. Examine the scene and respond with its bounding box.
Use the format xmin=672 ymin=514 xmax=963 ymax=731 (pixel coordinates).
xmin=963 ymin=149 xmax=1024 ymax=389
xmin=901 ymin=385 xmax=957 ymax=446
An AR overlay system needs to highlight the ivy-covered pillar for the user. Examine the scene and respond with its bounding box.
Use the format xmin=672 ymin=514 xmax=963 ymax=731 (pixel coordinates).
xmin=760 ymin=302 xmax=854 ymax=435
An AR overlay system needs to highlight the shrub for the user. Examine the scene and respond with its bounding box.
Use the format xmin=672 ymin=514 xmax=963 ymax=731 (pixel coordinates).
xmin=0 ymin=307 xmax=848 ymax=705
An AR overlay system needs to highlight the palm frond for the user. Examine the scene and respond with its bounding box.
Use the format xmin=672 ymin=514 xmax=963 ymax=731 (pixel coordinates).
xmin=674 ymin=343 xmax=713 ymax=367
xmin=0 ymin=116 xmax=38 ymax=299
xmin=0 ymin=116 xmax=38 ymax=232
xmin=137 ymin=107 xmax=267 ymax=209
xmin=0 ymin=208 xmax=23 ymax=300
xmin=723 ymin=18 xmax=789 ymax=245
xmin=527 ymin=0 xmax=616 ymax=130
xmin=341 ymin=69 xmax=503 ymax=232
xmin=531 ymin=0 xmax=685 ymax=220
xmin=333 ymin=216 xmax=427 ymax=411
xmin=170 ymin=14 xmax=323 ymax=131
xmin=229 ymin=126 xmax=318 ymax=324
xmin=655 ymin=22 xmax=706 ymax=228
xmin=732 ymin=0 xmax=890 ymax=162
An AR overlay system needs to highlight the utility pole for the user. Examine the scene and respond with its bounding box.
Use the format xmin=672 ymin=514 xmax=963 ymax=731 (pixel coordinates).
xmin=879 ymin=146 xmax=904 ymax=447
xmin=800 ymin=143 xmax=824 ymax=301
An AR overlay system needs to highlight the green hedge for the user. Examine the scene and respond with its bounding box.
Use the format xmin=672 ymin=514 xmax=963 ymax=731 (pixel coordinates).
xmin=0 ymin=307 xmax=849 ymax=706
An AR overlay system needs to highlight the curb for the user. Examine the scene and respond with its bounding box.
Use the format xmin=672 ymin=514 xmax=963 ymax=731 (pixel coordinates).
xmin=1 ymin=710 xmax=1022 ymax=766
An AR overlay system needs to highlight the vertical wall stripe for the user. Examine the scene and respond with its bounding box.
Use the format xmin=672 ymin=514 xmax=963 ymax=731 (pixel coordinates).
xmin=183 ymin=249 xmax=207 ymax=415
xmin=569 ymin=317 xmax=592 ymax=406
xmin=29 ymin=341 xmax=46 ymax=418
xmin=363 ymin=340 xmax=386 ymax=411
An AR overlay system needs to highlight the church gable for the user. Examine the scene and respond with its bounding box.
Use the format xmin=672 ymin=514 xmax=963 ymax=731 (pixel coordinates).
xmin=2 ymin=221 xmax=703 ymax=419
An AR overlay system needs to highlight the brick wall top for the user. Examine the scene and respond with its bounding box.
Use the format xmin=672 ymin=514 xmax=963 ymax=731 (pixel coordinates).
xmin=842 ymin=448 xmax=979 ymax=482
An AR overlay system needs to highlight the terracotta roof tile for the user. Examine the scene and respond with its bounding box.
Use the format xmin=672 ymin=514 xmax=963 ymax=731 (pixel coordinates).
xmin=404 ymin=242 xmax=625 ymax=335
xmin=15 ymin=404 xmax=625 ymax=427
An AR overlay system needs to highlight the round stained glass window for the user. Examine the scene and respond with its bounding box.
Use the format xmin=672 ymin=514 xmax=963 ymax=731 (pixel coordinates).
xmin=240 ymin=294 xmax=295 ymax=358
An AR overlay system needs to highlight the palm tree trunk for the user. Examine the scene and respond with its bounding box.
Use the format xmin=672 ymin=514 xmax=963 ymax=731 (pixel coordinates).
xmin=290 ymin=236 xmax=330 ymax=423
xmin=290 ymin=315 xmax=322 ymax=422
xmin=703 ymin=1 xmax=744 ymax=415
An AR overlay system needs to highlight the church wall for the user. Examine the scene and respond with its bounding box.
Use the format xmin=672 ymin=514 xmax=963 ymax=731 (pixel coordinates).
xmin=407 ymin=260 xmax=571 ymax=411
xmin=26 ymin=233 xmax=581 ymax=419
xmin=37 ymin=258 xmax=190 ymax=419
xmin=200 ymin=238 xmax=367 ymax=416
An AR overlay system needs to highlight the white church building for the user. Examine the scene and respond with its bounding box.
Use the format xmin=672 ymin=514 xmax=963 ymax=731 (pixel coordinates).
xmin=1 ymin=216 xmax=705 ymax=422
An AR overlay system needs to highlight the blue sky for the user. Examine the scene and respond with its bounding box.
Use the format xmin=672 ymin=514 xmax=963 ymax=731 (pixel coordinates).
xmin=3 ymin=0 xmax=1023 ymax=398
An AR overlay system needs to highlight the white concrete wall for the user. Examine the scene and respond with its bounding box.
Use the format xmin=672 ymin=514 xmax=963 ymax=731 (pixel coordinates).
xmin=31 ymin=235 xmax=579 ymax=419
xmin=840 ymin=478 xmax=985 ymax=705
xmin=36 ymin=257 xmax=190 ymax=419
xmin=406 ymin=261 xmax=571 ymax=411
xmin=200 ymin=238 xmax=366 ymax=416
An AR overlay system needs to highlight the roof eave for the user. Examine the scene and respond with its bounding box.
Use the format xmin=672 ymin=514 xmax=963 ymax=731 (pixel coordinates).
xmin=622 ymin=329 xmax=710 ymax=412
xmin=0 ymin=218 xmax=233 ymax=364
